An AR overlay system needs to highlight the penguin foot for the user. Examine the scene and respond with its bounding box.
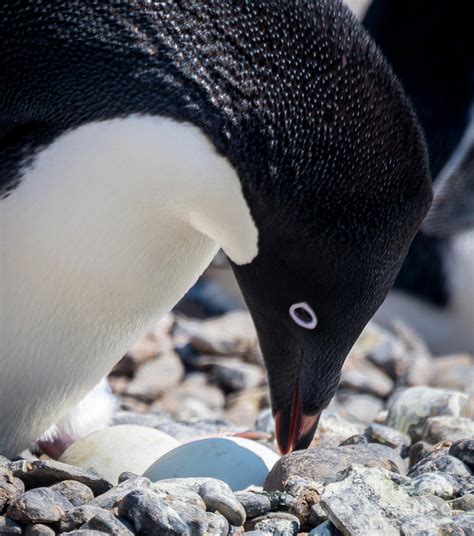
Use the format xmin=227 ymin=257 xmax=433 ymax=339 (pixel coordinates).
xmin=37 ymin=379 xmax=117 ymax=459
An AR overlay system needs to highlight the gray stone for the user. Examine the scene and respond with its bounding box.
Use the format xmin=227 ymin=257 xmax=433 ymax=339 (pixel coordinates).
xmin=248 ymin=512 xmax=300 ymax=535
xmin=0 ymin=468 xmax=24 ymax=511
xmin=199 ymin=479 xmax=246 ymax=526
xmin=160 ymin=495 xmax=208 ymax=534
xmin=213 ymin=359 xmax=263 ymax=393
xmin=448 ymin=494 xmax=474 ymax=512
xmin=340 ymin=362 xmax=394 ymax=398
xmin=409 ymin=442 xmax=433 ymax=468
xmin=255 ymin=409 xmax=275 ymax=435
xmin=7 ymin=487 xmax=73 ymax=524
xmin=335 ymin=393 xmax=384 ymax=424
xmin=90 ymin=476 xmax=151 ymax=510
xmin=236 ymin=491 xmax=273 ymax=518
xmin=338 ymin=434 xmax=368 ymax=447
xmin=430 ymin=354 xmax=474 ymax=393
xmin=450 ymin=440 xmax=474 ymax=471
xmin=423 ymin=416 xmax=474 ymax=444
xmin=400 ymin=516 xmax=463 ymax=536
xmin=81 ymin=510 xmax=134 ymax=535
xmin=308 ymin=502 xmax=328 ymax=527
xmin=264 ymin=444 xmax=403 ymax=491
xmin=118 ymin=488 xmax=197 ymax=535
xmin=309 ymin=521 xmax=342 ymax=535
xmin=152 ymin=481 xmax=206 ymax=511
xmin=59 ymin=505 xmax=111 ymax=533
xmin=312 ymin=413 xmax=364 ymax=448
xmin=321 ymin=464 xmax=454 ymax=536
xmin=366 ymin=423 xmax=411 ymax=449
xmin=453 ymin=512 xmax=474 ymax=535
xmin=408 ymin=472 xmax=461 ymax=500
xmin=62 ymin=531 xmax=110 ymax=535
xmin=125 ymin=352 xmax=184 ymax=401
xmin=0 ymin=516 xmax=22 ymax=535
xmin=385 ymin=387 xmax=471 ymax=441
xmin=9 ymin=459 xmax=112 ymax=495
xmin=205 ymin=512 xmax=229 ymax=535
xmin=23 ymin=525 xmax=55 ymax=536
xmin=282 ymin=477 xmax=324 ymax=524
xmin=50 ymin=479 xmax=94 ymax=507
xmin=409 ymin=454 xmax=471 ymax=480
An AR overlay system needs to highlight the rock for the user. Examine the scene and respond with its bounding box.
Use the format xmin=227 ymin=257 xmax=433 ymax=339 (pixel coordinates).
xmin=206 ymin=512 xmax=229 ymax=535
xmin=453 ymin=512 xmax=474 ymax=535
xmin=151 ymin=480 xmax=206 ymax=511
xmin=7 ymin=487 xmax=73 ymax=524
xmin=408 ymin=454 xmax=472 ymax=480
xmin=332 ymin=393 xmax=384 ymax=424
xmin=23 ymin=525 xmax=55 ymax=536
xmin=308 ymin=502 xmax=328 ymax=527
xmin=59 ymin=505 xmax=112 ymax=532
xmin=144 ymin=437 xmax=279 ymax=491
xmin=125 ymin=351 xmax=184 ymax=401
xmin=213 ymin=359 xmax=263 ymax=393
xmin=321 ymin=464 xmax=453 ymax=536
xmin=340 ymin=362 xmax=394 ymax=398
xmin=248 ymin=512 xmax=300 ymax=535
xmin=449 ymin=439 xmax=474 ymax=471
xmin=0 ymin=516 xmax=22 ymax=535
xmin=199 ymin=479 xmax=246 ymax=526
xmin=366 ymin=423 xmax=411 ymax=450
xmin=118 ymin=488 xmax=199 ymax=535
xmin=9 ymin=459 xmax=112 ymax=496
xmin=0 ymin=468 xmax=24 ymax=511
xmin=423 ymin=416 xmax=474 ymax=444
xmin=309 ymin=521 xmax=342 ymax=535
xmin=60 ymin=425 xmax=179 ymax=483
xmin=409 ymin=442 xmax=433 ymax=468
xmin=255 ymin=409 xmax=275 ymax=435
xmin=282 ymin=477 xmax=324 ymax=526
xmin=430 ymin=354 xmax=474 ymax=392
xmin=49 ymin=480 xmax=94 ymax=507
xmin=90 ymin=476 xmax=152 ymax=510
xmin=179 ymin=311 xmax=259 ymax=358
xmin=338 ymin=434 xmax=369 ymax=447
xmin=385 ymin=386 xmax=471 ymax=441
xmin=448 ymin=494 xmax=474 ymax=512
xmin=408 ymin=472 xmax=461 ymax=500
xmin=226 ymin=390 xmax=265 ymax=428
xmin=264 ymin=444 xmax=403 ymax=491
xmin=236 ymin=491 xmax=273 ymax=518
xmin=400 ymin=516 xmax=462 ymax=535
xmin=80 ymin=510 xmax=134 ymax=535
xmin=62 ymin=531 xmax=110 ymax=535
xmin=311 ymin=413 xmax=364 ymax=448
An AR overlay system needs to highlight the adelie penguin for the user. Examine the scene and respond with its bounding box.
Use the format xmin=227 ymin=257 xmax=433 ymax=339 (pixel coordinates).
xmin=0 ymin=0 xmax=431 ymax=457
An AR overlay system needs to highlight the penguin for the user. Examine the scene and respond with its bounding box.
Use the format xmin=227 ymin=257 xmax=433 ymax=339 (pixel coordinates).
xmin=362 ymin=0 xmax=474 ymax=353
xmin=0 ymin=0 xmax=431 ymax=457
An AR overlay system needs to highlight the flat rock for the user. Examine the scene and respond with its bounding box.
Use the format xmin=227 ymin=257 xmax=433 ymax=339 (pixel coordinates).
xmin=59 ymin=505 xmax=113 ymax=533
xmin=90 ymin=476 xmax=152 ymax=510
xmin=80 ymin=510 xmax=134 ymax=535
xmin=9 ymin=459 xmax=112 ymax=495
xmin=332 ymin=393 xmax=384 ymax=424
xmin=311 ymin=413 xmax=364 ymax=448
xmin=449 ymin=439 xmax=474 ymax=471
xmin=0 ymin=516 xmax=22 ymax=535
xmin=366 ymin=423 xmax=411 ymax=450
xmin=309 ymin=521 xmax=342 ymax=535
xmin=321 ymin=464 xmax=452 ymax=536
xmin=23 ymin=525 xmax=55 ymax=536
xmin=423 ymin=416 xmax=474 ymax=444
xmin=340 ymin=362 xmax=394 ymax=398
xmin=408 ymin=471 xmax=461 ymax=500
xmin=7 ymin=487 xmax=73 ymax=524
xmin=247 ymin=512 xmax=300 ymax=535
xmin=264 ymin=444 xmax=403 ymax=491
xmin=385 ymin=386 xmax=471 ymax=441
xmin=49 ymin=480 xmax=94 ymax=507
xmin=408 ymin=454 xmax=472 ymax=480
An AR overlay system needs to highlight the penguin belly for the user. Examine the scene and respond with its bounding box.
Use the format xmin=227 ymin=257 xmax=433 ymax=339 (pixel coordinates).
xmin=0 ymin=116 xmax=257 ymax=456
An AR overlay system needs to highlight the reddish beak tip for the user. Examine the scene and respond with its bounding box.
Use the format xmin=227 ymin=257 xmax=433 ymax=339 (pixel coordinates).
xmin=274 ymin=384 xmax=321 ymax=454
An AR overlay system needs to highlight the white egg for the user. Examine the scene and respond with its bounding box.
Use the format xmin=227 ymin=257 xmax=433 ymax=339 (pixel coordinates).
xmin=143 ymin=436 xmax=280 ymax=491
xmin=59 ymin=424 xmax=179 ymax=483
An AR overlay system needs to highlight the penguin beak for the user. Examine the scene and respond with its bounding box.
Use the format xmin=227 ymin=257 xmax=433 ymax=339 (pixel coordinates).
xmin=274 ymin=383 xmax=321 ymax=454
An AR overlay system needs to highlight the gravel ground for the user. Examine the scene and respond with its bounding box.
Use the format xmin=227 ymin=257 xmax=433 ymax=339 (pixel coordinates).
xmin=1 ymin=279 xmax=473 ymax=535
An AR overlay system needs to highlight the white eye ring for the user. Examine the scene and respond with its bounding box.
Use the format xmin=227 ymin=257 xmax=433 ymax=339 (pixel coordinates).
xmin=289 ymin=302 xmax=318 ymax=330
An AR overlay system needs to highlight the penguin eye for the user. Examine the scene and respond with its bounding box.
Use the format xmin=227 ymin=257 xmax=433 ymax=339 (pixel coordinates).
xmin=289 ymin=302 xmax=318 ymax=330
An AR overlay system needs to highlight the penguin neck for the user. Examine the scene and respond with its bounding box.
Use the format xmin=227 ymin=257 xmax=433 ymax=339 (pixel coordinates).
xmin=1 ymin=116 xmax=257 ymax=444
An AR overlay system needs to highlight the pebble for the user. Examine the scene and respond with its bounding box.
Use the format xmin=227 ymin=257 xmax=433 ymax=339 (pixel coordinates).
xmin=0 ymin=516 xmax=22 ymax=535
xmin=255 ymin=409 xmax=275 ymax=435
xmin=264 ymin=444 xmax=403 ymax=491
xmin=80 ymin=510 xmax=134 ymax=535
xmin=59 ymin=425 xmax=179 ymax=483
xmin=408 ymin=454 xmax=472 ymax=480
xmin=430 ymin=354 xmax=474 ymax=392
xmin=199 ymin=478 xmax=246 ymax=526
xmin=340 ymin=362 xmax=394 ymax=398
xmin=213 ymin=359 xmax=263 ymax=393
xmin=23 ymin=525 xmax=55 ymax=536
xmin=49 ymin=480 xmax=94 ymax=507
xmin=144 ymin=437 xmax=279 ymax=491
xmin=448 ymin=494 xmax=474 ymax=512
xmin=0 ymin=468 xmax=24 ymax=511
xmin=332 ymin=393 xmax=384 ymax=424
xmin=408 ymin=471 xmax=461 ymax=500
xmin=125 ymin=351 xmax=184 ymax=401
xmin=9 ymin=459 xmax=112 ymax=496
xmin=385 ymin=386 xmax=472 ymax=441
xmin=7 ymin=487 xmax=73 ymax=524
xmin=366 ymin=423 xmax=411 ymax=450
xmin=308 ymin=521 xmax=342 ymax=535
xmin=59 ymin=505 xmax=113 ymax=532
xmin=409 ymin=441 xmax=433 ymax=468
xmin=311 ymin=412 xmax=364 ymax=448
xmin=117 ymin=488 xmax=198 ymax=535
xmin=236 ymin=491 xmax=273 ymax=518
xmin=206 ymin=512 xmax=230 ymax=535
xmin=422 ymin=416 xmax=474 ymax=444
xmin=247 ymin=512 xmax=300 ymax=535
xmin=321 ymin=464 xmax=452 ymax=536
xmin=90 ymin=476 xmax=152 ymax=511
xmin=449 ymin=439 xmax=474 ymax=471
xmin=453 ymin=512 xmax=474 ymax=535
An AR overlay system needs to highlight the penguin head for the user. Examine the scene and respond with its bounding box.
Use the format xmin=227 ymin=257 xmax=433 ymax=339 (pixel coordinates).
xmin=0 ymin=1 xmax=431 ymax=453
